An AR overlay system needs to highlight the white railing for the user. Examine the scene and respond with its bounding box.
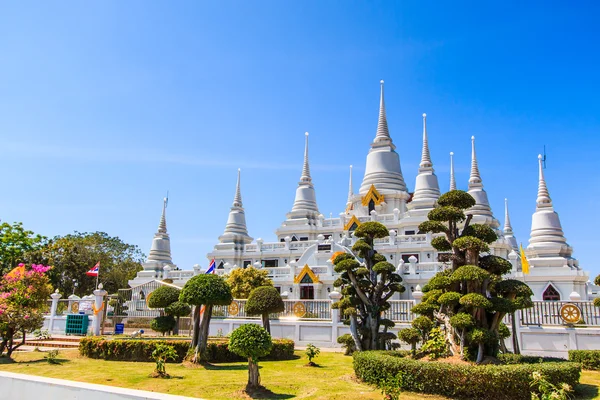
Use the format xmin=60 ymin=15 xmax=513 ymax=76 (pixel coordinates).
xmin=213 ymin=299 xmax=333 ymax=320
xmin=166 ymin=270 xmax=195 ymax=280
xmin=265 ymin=266 xmax=292 ymax=278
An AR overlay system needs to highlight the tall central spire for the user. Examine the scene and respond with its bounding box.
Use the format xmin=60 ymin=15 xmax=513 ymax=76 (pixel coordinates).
xmin=146 ymin=197 xmax=173 ymax=266
xmin=288 ymin=132 xmax=320 ymax=219
xmin=360 ymin=80 xmax=406 ymax=195
xmin=219 ymin=169 xmax=253 ymax=244
xmin=528 ymin=154 xmax=570 ymax=256
xmin=504 ymin=198 xmax=518 ymax=250
xmin=411 ymin=113 xmax=440 ymax=209
xmin=449 ymin=152 xmax=456 ymax=191
xmin=347 ymin=165 xmax=353 ymax=206
xmin=466 ymin=136 xmax=496 ymax=223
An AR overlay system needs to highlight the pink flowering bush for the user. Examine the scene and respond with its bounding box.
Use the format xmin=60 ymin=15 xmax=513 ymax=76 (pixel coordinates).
xmin=0 ymin=264 xmax=52 ymax=358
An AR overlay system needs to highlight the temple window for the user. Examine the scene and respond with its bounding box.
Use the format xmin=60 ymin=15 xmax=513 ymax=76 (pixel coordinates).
xmin=217 ymin=261 xmax=225 ymax=269
xmin=243 ymin=260 xmax=252 ymax=268
xmin=543 ymin=285 xmax=561 ymax=301
xmin=368 ymin=199 xmax=375 ymax=214
xmin=405 ymin=230 xmax=416 ymax=235
xmin=262 ymin=259 xmax=278 ymax=268
xmin=401 ymin=254 xmax=419 ymax=263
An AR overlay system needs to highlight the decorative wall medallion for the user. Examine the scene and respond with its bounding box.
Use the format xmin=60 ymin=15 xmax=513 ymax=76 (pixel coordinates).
xmin=560 ymin=303 xmax=581 ymax=324
xmin=293 ymin=302 xmax=306 ymax=318
xmin=228 ymin=301 xmax=239 ymax=316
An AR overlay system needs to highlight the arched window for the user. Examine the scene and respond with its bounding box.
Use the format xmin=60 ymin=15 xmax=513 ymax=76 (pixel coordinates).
xmin=543 ymin=285 xmax=560 ymax=301
xmin=368 ymin=199 xmax=375 ymax=214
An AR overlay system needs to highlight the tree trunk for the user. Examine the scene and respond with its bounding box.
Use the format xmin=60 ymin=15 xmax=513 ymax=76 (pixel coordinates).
xmin=435 ymin=311 xmax=458 ymax=356
xmin=191 ymin=306 xmax=201 ymax=348
xmin=368 ymin=313 xmax=378 ymax=350
xmin=511 ymin=312 xmax=520 ymax=355
xmin=261 ymin=313 xmax=270 ymax=335
xmin=247 ymin=358 xmax=260 ymax=390
xmin=499 ymin=337 xmax=508 ymax=353
xmin=459 ymin=332 xmax=465 ymax=359
xmin=173 ymin=316 xmax=180 ymax=335
xmin=194 ymin=304 xmax=212 ymax=361
xmin=0 ymin=338 xmax=7 ymax=357
xmin=349 ymin=314 xmax=362 ymax=352
xmin=476 ymin=342 xmax=484 ymax=363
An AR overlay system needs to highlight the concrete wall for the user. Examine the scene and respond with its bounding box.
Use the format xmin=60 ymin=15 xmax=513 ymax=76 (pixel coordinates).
xmin=0 ymin=371 xmax=198 ymax=400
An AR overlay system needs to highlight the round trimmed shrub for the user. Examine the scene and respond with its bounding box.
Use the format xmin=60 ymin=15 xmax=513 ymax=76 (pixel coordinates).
xmin=148 ymin=286 xmax=180 ymax=309
xmin=151 ymin=315 xmax=176 ymax=335
xmin=245 ymin=286 xmax=284 ymax=334
xmin=165 ymin=301 xmax=191 ymax=317
xmin=229 ymin=323 xmax=273 ymax=389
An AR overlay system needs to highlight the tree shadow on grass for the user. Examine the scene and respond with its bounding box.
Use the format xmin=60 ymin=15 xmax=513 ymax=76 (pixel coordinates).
xmin=0 ymin=357 xmax=71 ymax=365
xmin=236 ymin=386 xmax=295 ymax=399
xmin=575 ymin=383 xmax=599 ymax=400
xmin=200 ymin=362 xmax=249 ymax=371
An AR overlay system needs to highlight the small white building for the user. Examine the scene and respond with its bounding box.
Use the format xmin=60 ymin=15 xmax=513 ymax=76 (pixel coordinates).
xmin=131 ymin=81 xmax=590 ymax=302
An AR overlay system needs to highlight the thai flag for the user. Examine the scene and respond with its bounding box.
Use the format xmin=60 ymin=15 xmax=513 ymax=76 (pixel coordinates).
xmin=86 ymin=262 xmax=100 ymax=277
xmin=206 ymin=259 xmax=216 ymax=274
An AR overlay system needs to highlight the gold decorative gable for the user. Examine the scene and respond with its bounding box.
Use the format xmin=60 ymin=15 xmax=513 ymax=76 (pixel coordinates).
xmin=343 ymin=214 xmax=361 ymax=231
xmin=294 ymin=264 xmax=321 ymax=284
xmin=361 ymin=184 xmax=384 ymax=207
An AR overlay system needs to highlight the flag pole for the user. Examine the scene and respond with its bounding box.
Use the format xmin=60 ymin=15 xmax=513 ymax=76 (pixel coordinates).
xmin=96 ymin=272 xmax=99 ymax=290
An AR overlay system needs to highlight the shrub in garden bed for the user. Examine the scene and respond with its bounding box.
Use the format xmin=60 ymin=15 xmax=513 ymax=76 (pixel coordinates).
xmin=497 ymin=353 xmax=567 ymax=365
xmin=569 ymin=350 xmax=600 ymax=370
xmin=79 ymin=337 xmax=294 ymax=363
xmin=353 ymin=351 xmax=581 ymax=400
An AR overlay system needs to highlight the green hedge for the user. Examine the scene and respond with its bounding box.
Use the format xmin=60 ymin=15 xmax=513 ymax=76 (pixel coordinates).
xmin=353 ymin=351 xmax=581 ymax=400
xmin=569 ymin=350 xmax=600 ymax=370
xmin=79 ymin=337 xmax=294 ymax=363
xmin=497 ymin=353 xmax=567 ymax=365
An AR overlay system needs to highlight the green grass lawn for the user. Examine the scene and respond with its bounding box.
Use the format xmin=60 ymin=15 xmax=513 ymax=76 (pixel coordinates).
xmin=0 ymin=350 xmax=599 ymax=400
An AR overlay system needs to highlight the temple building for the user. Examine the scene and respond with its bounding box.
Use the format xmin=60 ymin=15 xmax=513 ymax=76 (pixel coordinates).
xmin=131 ymin=81 xmax=591 ymax=301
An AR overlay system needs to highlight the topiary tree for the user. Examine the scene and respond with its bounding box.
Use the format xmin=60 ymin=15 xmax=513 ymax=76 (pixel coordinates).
xmin=412 ymin=316 xmax=434 ymax=343
xmin=165 ymin=301 xmax=191 ymax=335
xmin=151 ymin=315 xmax=176 ymax=336
xmin=148 ymin=285 xmax=189 ymax=335
xmin=179 ymin=274 xmax=232 ymax=362
xmin=228 ymin=323 xmax=273 ymax=390
xmin=398 ymin=327 xmax=421 ymax=356
xmin=225 ymin=267 xmax=273 ymax=299
xmin=331 ymin=221 xmax=405 ymax=351
xmin=416 ymin=190 xmax=533 ymax=363
xmin=245 ymin=286 xmax=284 ymax=334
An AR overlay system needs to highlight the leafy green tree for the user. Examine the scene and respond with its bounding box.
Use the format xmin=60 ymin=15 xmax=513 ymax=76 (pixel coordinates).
xmin=245 ymin=286 xmax=284 ymax=334
xmin=225 ymin=267 xmax=273 ymax=299
xmin=28 ymin=232 xmax=144 ymax=295
xmin=151 ymin=343 xmax=178 ymax=378
xmin=331 ymin=221 xmax=405 ymax=351
xmin=147 ymin=285 xmax=190 ymax=335
xmin=304 ymin=343 xmax=320 ymax=366
xmin=0 ymin=264 xmax=53 ymax=358
xmin=165 ymin=301 xmax=191 ymax=335
xmin=398 ymin=327 xmax=420 ymax=356
xmin=416 ymin=190 xmax=533 ymax=362
xmin=179 ymin=274 xmax=232 ymax=362
xmin=228 ymin=324 xmax=273 ymax=390
xmin=150 ymin=316 xmax=176 ymax=336
xmin=0 ymin=222 xmax=45 ymax=276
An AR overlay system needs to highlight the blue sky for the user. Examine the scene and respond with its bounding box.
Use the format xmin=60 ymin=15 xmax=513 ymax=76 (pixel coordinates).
xmin=1 ymin=2 xmax=599 ymax=278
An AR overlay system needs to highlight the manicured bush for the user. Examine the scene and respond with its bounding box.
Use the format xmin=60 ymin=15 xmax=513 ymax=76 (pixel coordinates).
xmin=79 ymin=337 xmax=294 ymax=363
xmin=497 ymin=353 xmax=567 ymax=365
xmin=337 ymin=333 xmax=356 ymax=355
xmin=229 ymin=324 xmax=273 ymax=389
xmin=569 ymin=350 xmax=600 ymax=370
xmin=245 ymin=286 xmax=284 ymax=334
xmin=148 ymin=285 xmax=181 ymax=308
xmin=353 ymin=351 xmax=581 ymax=400
xmin=150 ymin=315 xmax=176 ymax=335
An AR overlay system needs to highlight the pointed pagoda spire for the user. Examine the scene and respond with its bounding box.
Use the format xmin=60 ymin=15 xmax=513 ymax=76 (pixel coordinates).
xmin=466 ymin=136 xmax=496 ymax=223
xmin=420 ymin=113 xmax=432 ymax=168
xmin=536 ymin=154 xmax=552 ymax=208
xmin=449 ymin=152 xmax=457 ymax=191
xmin=146 ymin=197 xmax=173 ymax=266
xmin=504 ymin=198 xmax=513 ymax=234
xmin=220 ymin=169 xmax=252 ymax=244
xmin=469 ymin=136 xmax=482 ymax=186
xmin=233 ymin=168 xmax=243 ymax=207
xmin=411 ymin=113 xmax=440 ymax=208
xmin=347 ymin=165 xmax=353 ymax=205
xmin=360 ymin=80 xmax=406 ymax=194
xmin=158 ymin=196 xmax=168 ymax=234
xmin=373 ymin=80 xmax=392 ymax=146
xmin=288 ymin=132 xmax=319 ymax=219
xmin=503 ymin=198 xmax=518 ymax=250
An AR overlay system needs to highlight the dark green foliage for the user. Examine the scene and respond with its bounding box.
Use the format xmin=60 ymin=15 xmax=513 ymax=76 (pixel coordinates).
xmin=498 ymin=323 xmax=510 ymax=340
xmin=430 ymin=236 xmax=452 ymax=251
xmin=462 ymin=224 xmax=497 ymax=244
xmin=595 ymin=297 xmax=600 ymax=308
xmin=411 ymin=302 xmax=438 ymax=318
xmin=337 ymin=334 xmax=356 ymax=355
xmin=417 ymin=221 xmax=448 ymax=234
xmin=420 ymin=327 xmax=449 ymax=359
xmin=438 ymin=291 xmax=461 ymax=307
xmin=480 ymin=255 xmax=513 ymax=275
xmin=449 ymin=313 xmax=474 ymax=330
xmin=150 ymin=315 xmax=176 ymax=334
xmin=148 ymin=286 xmax=180 ymax=309
xmin=452 ymin=236 xmax=490 ymax=253
xmin=451 ymin=265 xmax=490 ymax=283
xmin=353 ymin=221 xmax=389 ymax=239
xmin=498 ymin=353 xmax=568 ymax=365
xmin=372 ymin=261 xmax=395 ymax=274
xmin=165 ymin=301 xmax=191 ymax=317
xmin=228 ymin=323 xmax=273 ymax=362
xmin=595 ymin=275 xmax=600 ymax=287
xmin=398 ymin=328 xmax=420 ymax=356
xmin=428 ymin=206 xmax=466 ymax=222
xmin=437 ymin=190 xmax=476 ymax=209
xmin=245 ymin=286 xmax=284 ymax=315
xmin=179 ymin=274 xmax=233 ymax=306
xmin=569 ymin=350 xmax=600 ymax=370
xmin=353 ymin=351 xmax=581 ymax=400
xmin=459 ymin=293 xmax=492 ymax=309
xmin=79 ymin=337 xmax=294 ymax=363
xmin=412 ymin=316 xmax=433 ymax=340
